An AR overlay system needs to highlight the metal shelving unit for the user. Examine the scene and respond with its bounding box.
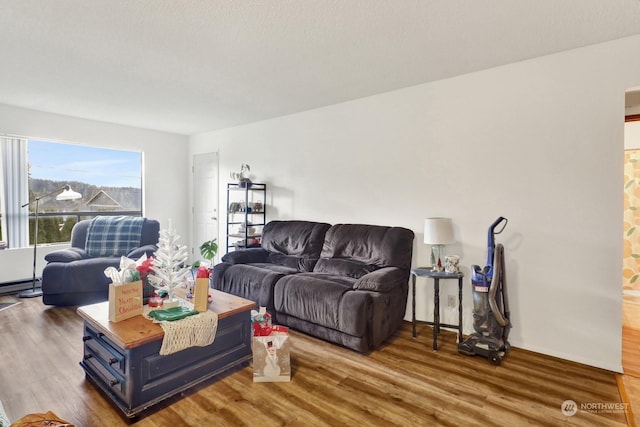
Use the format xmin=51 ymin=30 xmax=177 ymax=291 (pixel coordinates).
xmin=225 ymin=182 xmax=266 ymax=253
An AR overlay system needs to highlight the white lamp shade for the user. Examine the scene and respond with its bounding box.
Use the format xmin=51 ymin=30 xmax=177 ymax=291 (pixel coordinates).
xmin=56 ymin=186 xmax=82 ymax=201
xmin=424 ymin=217 xmax=454 ymax=245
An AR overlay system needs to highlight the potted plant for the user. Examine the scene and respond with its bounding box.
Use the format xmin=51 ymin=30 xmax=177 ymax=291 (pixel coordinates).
xmin=199 ymin=238 xmax=218 ymax=268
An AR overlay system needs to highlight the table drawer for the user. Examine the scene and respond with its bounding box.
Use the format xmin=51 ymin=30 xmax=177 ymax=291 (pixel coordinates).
xmin=83 ymin=352 xmax=126 ymax=397
xmin=83 ymin=326 xmax=126 ymax=376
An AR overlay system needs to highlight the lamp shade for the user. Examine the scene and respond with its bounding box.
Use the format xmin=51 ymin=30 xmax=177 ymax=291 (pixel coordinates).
xmin=56 ymin=186 xmax=82 ymax=201
xmin=424 ymin=217 xmax=454 ymax=245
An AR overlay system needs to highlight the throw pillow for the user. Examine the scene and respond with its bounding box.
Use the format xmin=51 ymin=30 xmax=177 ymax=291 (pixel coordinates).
xmin=85 ymin=216 xmax=144 ymax=257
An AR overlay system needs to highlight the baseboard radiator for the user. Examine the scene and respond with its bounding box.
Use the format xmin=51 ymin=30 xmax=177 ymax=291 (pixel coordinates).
xmin=0 ymin=279 xmax=35 ymax=295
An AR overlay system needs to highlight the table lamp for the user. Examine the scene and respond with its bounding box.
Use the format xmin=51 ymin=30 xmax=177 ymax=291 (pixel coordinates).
xmin=424 ymin=217 xmax=454 ymax=271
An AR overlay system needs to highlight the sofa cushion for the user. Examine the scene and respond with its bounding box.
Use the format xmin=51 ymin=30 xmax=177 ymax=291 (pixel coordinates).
xmin=85 ymin=216 xmax=145 ymax=257
xmin=261 ymin=220 xmax=331 ymax=258
xmin=211 ymin=263 xmax=284 ymax=311
xmin=265 ymin=253 xmax=317 ymax=272
xmin=313 ymin=258 xmax=378 ymax=279
xmin=266 ymin=253 xmax=301 ymax=269
xmin=320 ymin=224 xmax=414 ymax=270
xmin=248 ymin=262 xmax=300 ymax=275
xmin=274 ymin=273 xmax=369 ymax=337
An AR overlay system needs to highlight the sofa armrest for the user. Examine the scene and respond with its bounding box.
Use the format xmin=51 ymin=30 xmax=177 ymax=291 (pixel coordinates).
xmin=127 ymin=244 xmax=157 ymax=259
xmin=210 ymin=262 xmax=232 ymax=288
xmin=221 ymin=248 xmax=269 ymax=264
xmin=44 ymin=247 xmax=88 ymax=263
xmin=353 ymin=267 xmax=408 ymax=293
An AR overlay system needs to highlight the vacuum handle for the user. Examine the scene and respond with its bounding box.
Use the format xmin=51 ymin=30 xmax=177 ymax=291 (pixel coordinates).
xmin=489 ymin=217 xmax=508 ymax=235
xmin=489 ymin=244 xmax=509 ymax=327
xmin=486 ymin=217 xmax=508 ymax=267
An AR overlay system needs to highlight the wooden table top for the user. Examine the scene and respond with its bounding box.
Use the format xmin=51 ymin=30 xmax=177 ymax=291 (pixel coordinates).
xmin=77 ymin=289 xmax=256 ymax=350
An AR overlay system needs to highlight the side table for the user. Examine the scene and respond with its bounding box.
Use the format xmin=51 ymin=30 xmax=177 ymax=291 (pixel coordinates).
xmin=411 ymin=267 xmax=464 ymax=350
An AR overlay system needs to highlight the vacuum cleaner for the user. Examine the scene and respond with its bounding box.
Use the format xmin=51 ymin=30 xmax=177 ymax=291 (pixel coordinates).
xmin=458 ymin=217 xmax=511 ymax=365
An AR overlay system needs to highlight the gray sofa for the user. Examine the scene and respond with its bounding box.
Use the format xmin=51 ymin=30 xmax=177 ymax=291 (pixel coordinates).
xmin=211 ymin=221 xmax=414 ymax=352
xmin=41 ymin=217 xmax=160 ymax=306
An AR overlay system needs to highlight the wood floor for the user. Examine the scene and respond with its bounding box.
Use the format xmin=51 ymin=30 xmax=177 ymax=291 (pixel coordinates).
xmin=0 ymin=295 xmax=630 ymax=426
xmin=621 ymin=293 xmax=640 ymax=426
xmin=623 ymin=294 xmax=640 ymax=378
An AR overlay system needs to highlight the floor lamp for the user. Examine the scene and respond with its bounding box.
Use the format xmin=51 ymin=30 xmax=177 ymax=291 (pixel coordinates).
xmin=19 ymin=185 xmax=82 ymax=298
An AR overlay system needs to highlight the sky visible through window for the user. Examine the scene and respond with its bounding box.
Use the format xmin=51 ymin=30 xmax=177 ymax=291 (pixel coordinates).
xmin=28 ymin=140 xmax=141 ymax=188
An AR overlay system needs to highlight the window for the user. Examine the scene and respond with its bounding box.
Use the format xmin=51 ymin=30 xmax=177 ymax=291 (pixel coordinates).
xmin=0 ymin=137 xmax=143 ymax=248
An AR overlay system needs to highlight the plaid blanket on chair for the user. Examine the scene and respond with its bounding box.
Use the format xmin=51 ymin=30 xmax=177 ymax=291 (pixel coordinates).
xmin=85 ymin=216 xmax=145 ymax=257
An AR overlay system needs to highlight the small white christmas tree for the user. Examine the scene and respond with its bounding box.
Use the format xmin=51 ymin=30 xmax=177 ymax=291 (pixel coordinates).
xmin=148 ymin=221 xmax=189 ymax=303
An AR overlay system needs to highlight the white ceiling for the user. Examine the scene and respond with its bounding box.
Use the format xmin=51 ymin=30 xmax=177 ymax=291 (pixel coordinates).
xmin=1 ymin=1 xmax=640 ymax=136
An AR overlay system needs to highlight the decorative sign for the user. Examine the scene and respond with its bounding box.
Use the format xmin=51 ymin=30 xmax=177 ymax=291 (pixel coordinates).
xmin=108 ymin=280 xmax=143 ymax=322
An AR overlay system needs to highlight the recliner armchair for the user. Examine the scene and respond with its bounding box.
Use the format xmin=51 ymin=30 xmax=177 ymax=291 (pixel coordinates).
xmin=41 ymin=216 xmax=160 ymax=306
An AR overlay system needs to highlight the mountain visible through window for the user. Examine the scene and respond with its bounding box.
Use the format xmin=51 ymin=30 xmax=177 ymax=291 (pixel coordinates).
xmin=26 ymin=140 xmax=143 ymax=245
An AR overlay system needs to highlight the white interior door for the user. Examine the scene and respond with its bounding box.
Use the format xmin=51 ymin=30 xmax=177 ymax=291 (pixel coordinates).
xmin=192 ymin=152 xmax=219 ymax=265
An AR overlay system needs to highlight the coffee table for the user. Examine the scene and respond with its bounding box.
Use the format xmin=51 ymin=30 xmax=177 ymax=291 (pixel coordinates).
xmin=77 ymin=289 xmax=255 ymax=417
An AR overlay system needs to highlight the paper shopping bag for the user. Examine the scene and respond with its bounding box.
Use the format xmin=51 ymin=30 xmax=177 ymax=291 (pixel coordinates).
xmin=253 ymin=325 xmax=291 ymax=382
xmin=108 ymin=280 xmax=143 ymax=322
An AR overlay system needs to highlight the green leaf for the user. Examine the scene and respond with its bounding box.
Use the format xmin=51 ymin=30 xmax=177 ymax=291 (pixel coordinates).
xmin=628 ymin=227 xmax=636 ymax=236
xmin=199 ymin=239 xmax=219 ymax=260
xmin=632 ymin=254 xmax=640 ymax=258
xmin=631 ymin=275 xmax=638 ymax=284
xmin=626 ymin=180 xmax=635 ymax=189
xmin=631 ymin=158 xmax=638 ymax=163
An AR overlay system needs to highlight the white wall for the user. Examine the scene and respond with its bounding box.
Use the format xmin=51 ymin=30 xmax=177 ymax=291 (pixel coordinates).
xmin=191 ymin=34 xmax=640 ymax=372
xmin=626 ymin=121 xmax=640 ymax=149
xmin=0 ymin=104 xmax=190 ymax=283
